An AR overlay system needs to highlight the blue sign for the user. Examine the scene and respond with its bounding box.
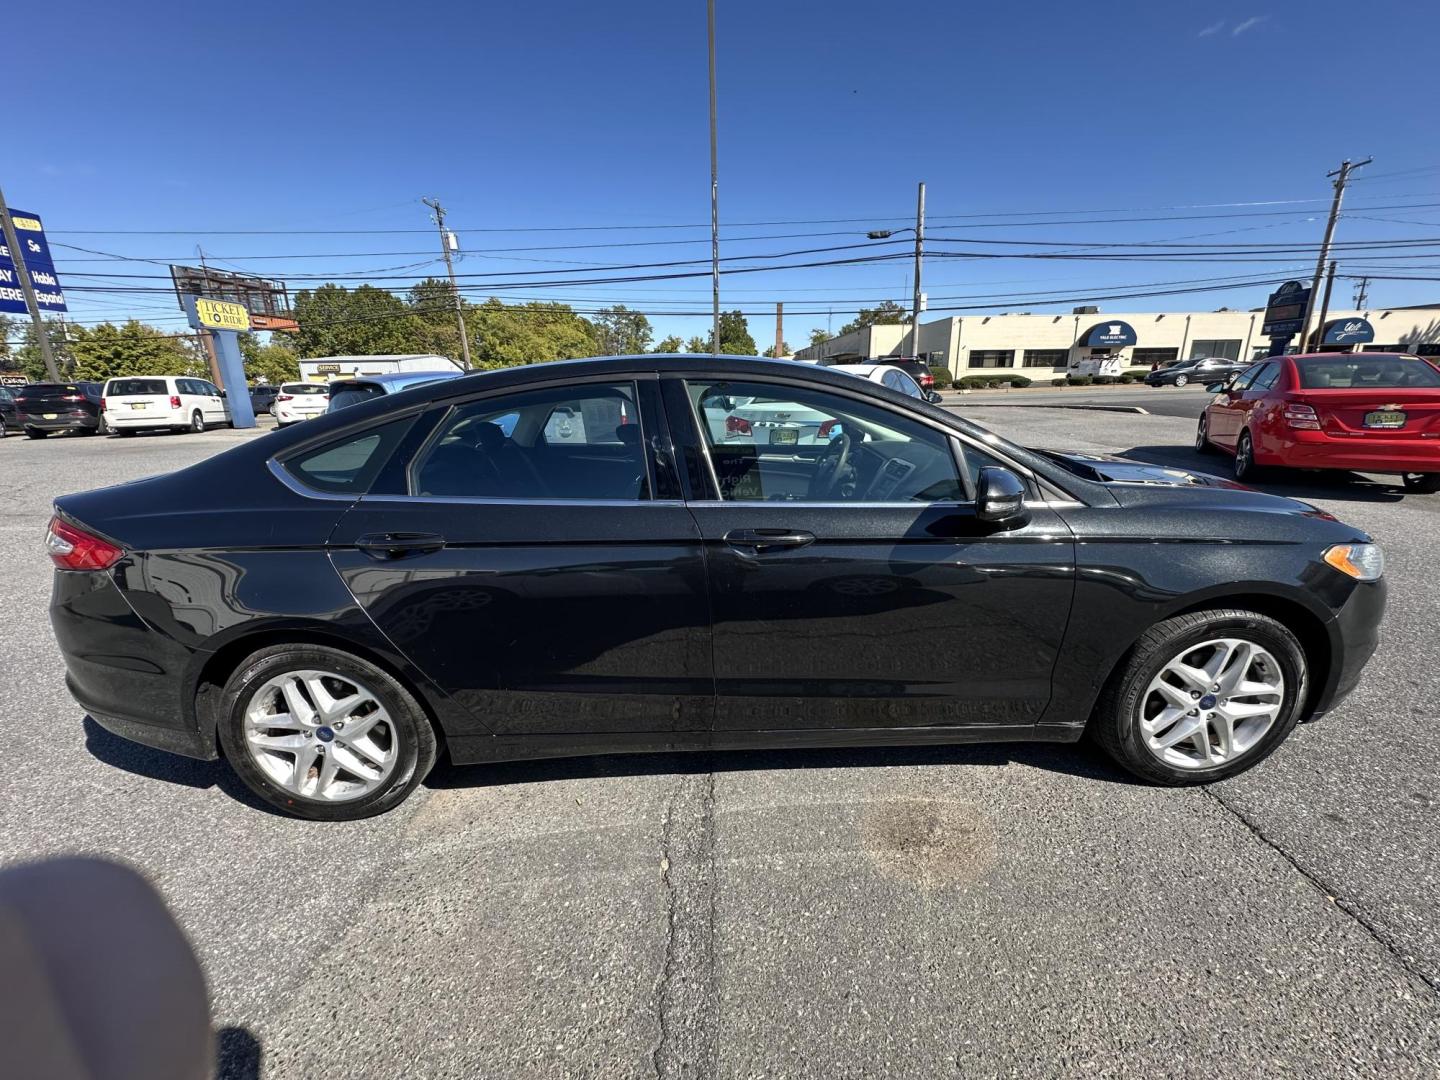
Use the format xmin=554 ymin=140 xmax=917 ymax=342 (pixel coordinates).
xmin=1082 ymin=320 xmax=1137 ymax=347
xmin=1322 ymin=317 xmax=1375 ymax=345
xmin=1262 ymin=280 xmax=1309 ymax=338
xmin=0 ymin=208 xmax=67 ymax=314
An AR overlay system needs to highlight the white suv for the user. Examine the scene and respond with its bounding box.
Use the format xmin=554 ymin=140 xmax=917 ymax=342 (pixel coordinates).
xmin=273 ymin=382 xmax=330 ymax=427
xmin=102 ymin=376 xmax=231 ymax=436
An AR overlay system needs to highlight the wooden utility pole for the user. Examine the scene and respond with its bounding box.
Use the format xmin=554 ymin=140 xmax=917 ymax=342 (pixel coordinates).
xmin=1295 ymin=158 xmax=1370 ymax=354
xmin=912 ymin=182 xmax=926 ymax=361
xmin=0 ymin=184 xmax=60 ymax=381
xmin=1312 ymin=260 xmax=1338 ymax=351
xmin=422 ymin=198 xmax=473 ymax=369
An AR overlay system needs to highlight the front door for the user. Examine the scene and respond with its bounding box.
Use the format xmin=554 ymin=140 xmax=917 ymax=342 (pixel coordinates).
xmin=325 ymin=377 xmax=713 ymax=738
xmin=665 ymin=374 xmax=1076 ymax=733
xmin=1206 ymin=362 xmax=1267 ymax=448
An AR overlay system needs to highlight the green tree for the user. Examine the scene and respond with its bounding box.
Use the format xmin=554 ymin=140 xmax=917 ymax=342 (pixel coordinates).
xmin=762 ymin=341 xmax=791 ymax=358
xmin=14 ymin=320 xmax=75 ymax=381
xmin=713 ymin=310 xmax=756 ymax=355
xmin=243 ymin=341 xmax=301 ymax=385
xmin=839 ymin=300 xmax=907 ymax=336
xmin=808 ymin=328 xmax=830 ymax=347
xmin=470 ymin=299 xmax=599 ymax=368
xmin=293 ymin=283 xmax=431 ymax=358
xmin=685 ymin=335 xmax=709 ymax=354
xmin=653 ymin=334 xmax=684 ymax=354
xmin=589 ymin=305 xmax=653 ymax=356
xmin=68 ymin=321 xmax=206 ymax=381
xmin=406 ymin=278 xmax=465 ymax=359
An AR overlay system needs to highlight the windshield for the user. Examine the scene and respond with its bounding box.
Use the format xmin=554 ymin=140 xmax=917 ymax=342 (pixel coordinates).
xmin=1294 ymin=355 xmax=1440 ymax=389
xmin=106 ymin=378 xmax=167 ymax=396
xmin=282 ymin=384 xmax=329 ymax=395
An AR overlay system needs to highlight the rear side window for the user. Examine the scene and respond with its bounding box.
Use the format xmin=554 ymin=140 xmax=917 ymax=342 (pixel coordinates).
xmin=107 ymin=378 xmax=168 ymax=396
xmin=282 ymin=417 xmax=415 ymax=495
xmin=1295 ymin=355 xmax=1440 ymax=389
xmin=329 ymin=385 xmax=386 ymax=411
xmin=1251 ymin=364 xmax=1281 ymax=391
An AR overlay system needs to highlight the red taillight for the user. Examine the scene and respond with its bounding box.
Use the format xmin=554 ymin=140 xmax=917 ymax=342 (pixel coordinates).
xmin=816 ymin=418 xmax=840 ymax=439
xmin=100 ymin=397 xmax=107 ymax=412
xmin=725 ymin=414 xmax=752 ymax=436
xmin=1284 ymin=402 xmax=1321 ymax=430
xmin=169 ymin=395 xmax=182 ymax=409
xmin=920 ymin=373 xmax=934 ymax=388
xmin=277 ymin=394 xmax=294 ymax=402
xmin=45 ymin=516 xmax=123 ymax=571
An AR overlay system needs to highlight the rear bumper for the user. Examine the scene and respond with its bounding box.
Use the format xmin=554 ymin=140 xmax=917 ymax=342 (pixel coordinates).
xmin=1309 ymin=577 xmax=1386 ymax=720
xmin=105 ymin=409 xmax=186 ymax=429
xmin=23 ymin=413 xmax=97 ymax=432
xmin=1266 ymin=431 xmax=1440 ymax=474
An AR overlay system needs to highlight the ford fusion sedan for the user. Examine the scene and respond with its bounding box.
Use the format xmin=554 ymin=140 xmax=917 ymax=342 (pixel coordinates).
xmin=1196 ymin=351 xmax=1440 ymax=491
xmin=48 ymin=355 xmax=1384 ymax=819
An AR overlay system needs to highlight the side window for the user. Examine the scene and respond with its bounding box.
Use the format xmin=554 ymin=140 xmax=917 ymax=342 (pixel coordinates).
xmin=282 ymin=416 xmax=415 ymax=495
xmin=179 ymin=379 xmax=201 ymax=396
xmin=410 ymin=382 xmax=648 ymax=501
xmin=686 ymin=378 xmax=964 ymax=504
xmin=1250 ymin=364 xmax=1281 ymax=391
xmin=1229 ymin=366 xmax=1260 ymax=392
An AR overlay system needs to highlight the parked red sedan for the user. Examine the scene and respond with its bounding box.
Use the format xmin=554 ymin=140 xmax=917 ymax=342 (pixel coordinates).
xmin=1196 ymin=352 xmax=1440 ymax=492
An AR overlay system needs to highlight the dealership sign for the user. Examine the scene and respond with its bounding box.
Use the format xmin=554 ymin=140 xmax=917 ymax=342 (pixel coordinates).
xmin=1082 ymin=320 xmax=1137 ymax=347
xmin=1262 ymin=280 xmax=1310 ymax=338
xmin=0 ymin=209 xmax=67 ymax=315
xmin=1322 ymin=317 xmax=1375 ymax=345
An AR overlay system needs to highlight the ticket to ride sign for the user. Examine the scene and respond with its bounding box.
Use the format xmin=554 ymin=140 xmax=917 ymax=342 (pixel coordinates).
xmin=0 ymin=208 xmax=68 ymax=314
xmin=191 ymin=297 xmax=250 ymax=332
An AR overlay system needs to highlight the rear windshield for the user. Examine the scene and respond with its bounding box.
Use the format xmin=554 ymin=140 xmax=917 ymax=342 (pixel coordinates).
xmin=329 ymin=384 xmax=386 ymax=411
xmin=17 ymin=383 xmax=85 ymax=398
xmin=107 ymin=378 xmax=168 ymax=396
xmin=1294 ymin=355 xmax=1440 ymax=390
xmin=283 ymin=383 xmax=329 ymax=395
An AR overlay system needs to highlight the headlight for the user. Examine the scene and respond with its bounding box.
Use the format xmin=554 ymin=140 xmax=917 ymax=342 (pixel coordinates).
xmin=1323 ymin=543 xmax=1385 ymax=581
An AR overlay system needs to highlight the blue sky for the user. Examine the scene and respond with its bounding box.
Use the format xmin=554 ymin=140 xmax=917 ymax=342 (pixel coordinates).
xmin=13 ymin=0 xmax=1440 ymax=351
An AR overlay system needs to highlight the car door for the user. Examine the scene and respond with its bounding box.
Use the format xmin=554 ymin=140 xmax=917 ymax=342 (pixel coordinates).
xmin=1230 ymin=361 xmax=1281 ymax=446
xmin=200 ymin=380 xmax=227 ymax=423
xmin=324 ymin=374 xmax=714 ymax=739
xmin=1205 ymin=363 xmax=1262 ymax=448
xmin=664 ymin=373 xmax=1076 ymax=733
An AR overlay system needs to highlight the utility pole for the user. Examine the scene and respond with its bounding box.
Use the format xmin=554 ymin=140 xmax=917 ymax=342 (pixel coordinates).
xmin=1313 ymin=260 xmax=1338 ymax=351
xmin=422 ymin=197 xmax=473 ymax=369
xmin=0 ymin=184 xmax=60 ymax=381
xmin=774 ymin=301 xmax=783 ymax=357
xmin=1353 ymin=275 xmax=1370 ymax=309
xmin=707 ymin=0 xmax=720 ymax=352
xmin=1296 ymin=157 xmax=1370 ymax=354
xmin=196 ymin=245 xmax=224 ymax=387
xmin=911 ymin=181 xmax=926 ymax=362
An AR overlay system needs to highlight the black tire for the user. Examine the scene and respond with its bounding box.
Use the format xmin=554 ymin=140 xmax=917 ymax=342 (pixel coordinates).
xmin=189 ymin=410 xmax=204 ymax=434
xmin=1173 ymin=373 xmax=1189 ymax=387
xmin=0 ymin=416 xmax=7 ymax=437
xmin=215 ymin=644 xmax=438 ymax=820
xmin=1233 ymin=429 xmax=1260 ymax=482
xmin=1195 ymin=414 xmax=1217 ymax=454
xmin=1402 ymin=473 xmax=1440 ymax=494
xmin=1090 ymin=609 xmax=1307 ymax=785
xmin=26 ymin=428 xmax=47 ymax=439
xmin=117 ymin=428 xmax=136 ymax=437
xmin=96 ymin=415 xmax=109 ymax=435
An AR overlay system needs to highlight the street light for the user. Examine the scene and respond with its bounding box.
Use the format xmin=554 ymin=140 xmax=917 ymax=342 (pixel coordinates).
xmin=864 ymin=181 xmax=926 ymax=363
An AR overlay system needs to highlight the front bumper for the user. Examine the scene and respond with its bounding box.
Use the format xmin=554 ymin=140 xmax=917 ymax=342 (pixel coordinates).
xmin=1309 ymin=577 xmax=1386 ymax=720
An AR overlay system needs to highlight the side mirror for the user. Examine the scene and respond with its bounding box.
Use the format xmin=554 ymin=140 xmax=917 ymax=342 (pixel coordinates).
xmin=1204 ymin=382 xmax=1227 ymax=393
xmin=975 ymin=466 xmax=1030 ymax=526
xmin=924 ymin=389 xmax=944 ymax=404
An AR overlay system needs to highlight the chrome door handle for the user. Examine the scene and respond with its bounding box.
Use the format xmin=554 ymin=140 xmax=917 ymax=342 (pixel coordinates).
xmin=723 ymin=528 xmax=815 ymax=553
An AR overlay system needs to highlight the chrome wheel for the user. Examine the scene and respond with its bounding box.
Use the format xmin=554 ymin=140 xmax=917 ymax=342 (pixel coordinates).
xmin=1139 ymin=637 xmax=1285 ymax=770
xmin=243 ymin=669 xmax=399 ymax=802
xmin=1174 ymin=373 xmax=1188 ymax=387
xmin=1234 ymin=432 xmax=1254 ymax=479
xmin=1194 ymin=416 xmax=1208 ymax=451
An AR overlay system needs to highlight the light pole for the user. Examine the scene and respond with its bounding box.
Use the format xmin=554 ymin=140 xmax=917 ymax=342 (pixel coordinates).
xmin=866 ymin=181 xmax=925 ymax=360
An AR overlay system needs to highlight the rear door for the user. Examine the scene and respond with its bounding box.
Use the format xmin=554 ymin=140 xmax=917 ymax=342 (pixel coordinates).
xmin=665 ymin=372 xmax=1076 ymax=733
xmin=197 ymin=379 xmax=227 ymax=423
xmin=325 ymin=374 xmax=714 ymax=738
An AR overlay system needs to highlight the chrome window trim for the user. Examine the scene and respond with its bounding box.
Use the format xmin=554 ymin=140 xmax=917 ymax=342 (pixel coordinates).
xmin=357 ymin=494 xmax=684 ymax=508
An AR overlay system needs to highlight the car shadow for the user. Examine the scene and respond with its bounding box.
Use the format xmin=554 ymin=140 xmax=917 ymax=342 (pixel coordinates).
xmin=81 ymin=716 xmax=287 ymax=816
xmin=425 ymin=736 xmax=1142 ymax=791
xmin=216 ymin=1026 xmax=262 ymax=1080
xmin=1121 ymin=443 xmax=1409 ymax=504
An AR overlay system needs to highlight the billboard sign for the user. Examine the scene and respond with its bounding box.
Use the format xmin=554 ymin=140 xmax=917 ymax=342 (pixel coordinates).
xmin=1262 ymin=280 xmax=1310 ymax=338
xmin=0 ymin=208 xmax=68 ymax=315
xmin=184 ymin=296 xmax=250 ymax=332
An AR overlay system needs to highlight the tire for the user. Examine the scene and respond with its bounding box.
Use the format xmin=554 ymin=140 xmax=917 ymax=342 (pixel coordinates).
xmin=1402 ymin=473 xmax=1440 ymax=494
xmin=1173 ymin=374 xmax=1189 ymax=387
xmin=0 ymin=416 xmax=7 ymax=437
xmin=215 ymin=644 xmax=438 ymax=820
xmin=189 ymin=410 xmax=204 ymax=434
xmin=1195 ymin=414 xmax=1217 ymax=455
xmin=26 ymin=428 xmax=47 ymax=439
xmin=1233 ymin=429 xmax=1260 ymax=482
xmin=1090 ymin=609 xmax=1308 ymax=785
xmin=96 ymin=415 xmax=109 ymax=435
xmin=117 ymin=428 xmax=136 ymax=437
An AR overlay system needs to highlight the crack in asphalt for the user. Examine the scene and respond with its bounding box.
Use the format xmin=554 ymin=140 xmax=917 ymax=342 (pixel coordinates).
xmin=651 ymin=769 xmax=719 ymax=1080
xmin=1204 ymin=786 xmax=1440 ymax=996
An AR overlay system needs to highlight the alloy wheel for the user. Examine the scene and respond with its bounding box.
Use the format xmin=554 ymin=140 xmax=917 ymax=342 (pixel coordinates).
xmin=1234 ymin=432 xmax=1253 ymax=479
xmin=1194 ymin=416 xmax=1207 ymax=451
xmin=190 ymin=411 xmax=204 ymax=433
xmin=1174 ymin=374 xmax=1188 ymax=387
xmin=1139 ymin=637 xmax=1285 ymax=770
xmin=243 ymin=669 xmax=400 ymax=801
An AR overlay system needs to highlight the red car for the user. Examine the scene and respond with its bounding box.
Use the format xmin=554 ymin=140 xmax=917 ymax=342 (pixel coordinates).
xmin=1196 ymin=352 xmax=1440 ymax=491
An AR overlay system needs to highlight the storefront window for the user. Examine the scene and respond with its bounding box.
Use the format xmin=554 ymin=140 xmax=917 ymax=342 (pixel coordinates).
xmin=969 ymin=350 xmax=1015 ymax=369
xmin=1132 ymin=348 xmax=1178 ymax=367
xmin=1189 ymin=340 xmax=1242 ymax=361
xmin=1022 ymin=349 xmax=1068 ymax=368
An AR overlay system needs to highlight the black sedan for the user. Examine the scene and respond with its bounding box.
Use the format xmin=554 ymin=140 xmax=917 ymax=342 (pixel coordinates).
xmin=47 ymin=355 xmax=1385 ymax=819
xmin=1145 ymin=357 xmax=1248 ymax=388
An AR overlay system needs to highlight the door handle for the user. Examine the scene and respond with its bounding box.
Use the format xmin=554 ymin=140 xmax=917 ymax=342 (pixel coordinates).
xmin=723 ymin=528 xmax=815 ymax=553
xmin=354 ymin=532 xmax=446 ymax=559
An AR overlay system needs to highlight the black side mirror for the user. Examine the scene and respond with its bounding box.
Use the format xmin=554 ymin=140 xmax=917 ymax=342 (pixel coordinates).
xmin=924 ymin=389 xmax=944 ymax=404
xmin=1204 ymin=382 xmax=1227 ymax=393
xmin=976 ymin=466 xmax=1030 ymax=526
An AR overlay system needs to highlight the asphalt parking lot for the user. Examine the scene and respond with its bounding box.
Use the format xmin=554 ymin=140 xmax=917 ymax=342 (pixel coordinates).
xmin=3 ymin=410 xmax=1439 ymax=1079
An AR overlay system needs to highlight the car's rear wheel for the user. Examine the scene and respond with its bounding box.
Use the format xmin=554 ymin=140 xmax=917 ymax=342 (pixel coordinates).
xmin=1194 ymin=414 xmax=1216 ymax=454
xmin=189 ymin=410 xmax=204 ymax=434
xmin=1173 ymin=373 xmax=1189 ymax=387
xmin=1091 ymin=609 xmax=1307 ymax=785
xmin=216 ymin=644 xmax=438 ymax=820
xmin=1402 ymin=473 xmax=1440 ymax=494
xmin=1233 ymin=430 xmax=1260 ymax=481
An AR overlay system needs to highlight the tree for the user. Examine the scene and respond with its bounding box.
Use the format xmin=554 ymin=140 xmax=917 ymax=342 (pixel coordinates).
xmin=14 ymin=320 xmax=74 ymax=381
xmin=808 ymin=328 xmax=830 ymax=347
xmin=469 ymin=298 xmax=599 ymax=368
xmin=685 ymin=335 xmax=709 ymax=354
xmin=590 ymin=305 xmax=653 ymax=356
xmin=839 ymin=300 xmax=907 ymax=336
xmin=653 ymin=334 xmax=684 ymax=354
xmin=762 ymin=341 xmax=791 ymax=358
xmin=716 ymin=310 xmax=757 ymax=355
xmin=68 ymin=321 xmax=206 ymax=381
xmin=292 ymin=283 xmax=431 ymax=358
xmin=240 ymin=335 xmax=301 ymax=385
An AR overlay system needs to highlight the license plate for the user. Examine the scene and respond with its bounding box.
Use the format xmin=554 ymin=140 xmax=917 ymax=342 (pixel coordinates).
xmin=1364 ymin=410 xmax=1406 ymax=429
xmin=43 ymin=413 xmax=57 ymax=420
xmin=130 ymin=402 xmax=146 ymax=410
xmin=772 ymin=427 xmax=798 ymax=445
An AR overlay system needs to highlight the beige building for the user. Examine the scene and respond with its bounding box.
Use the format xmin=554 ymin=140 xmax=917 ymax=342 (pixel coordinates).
xmin=795 ymin=304 xmax=1440 ymax=376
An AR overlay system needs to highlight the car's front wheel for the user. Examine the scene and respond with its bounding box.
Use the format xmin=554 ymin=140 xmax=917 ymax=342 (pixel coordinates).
xmin=1173 ymin=373 xmax=1189 ymax=387
xmin=216 ymin=644 xmax=438 ymax=820
xmin=1402 ymin=473 xmax=1440 ymax=494
xmin=1091 ymin=609 xmax=1307 ymax=785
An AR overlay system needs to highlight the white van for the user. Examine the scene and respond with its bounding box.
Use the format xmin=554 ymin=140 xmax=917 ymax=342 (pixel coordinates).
xmin=101 ymin=376 xmax=231 ymax=436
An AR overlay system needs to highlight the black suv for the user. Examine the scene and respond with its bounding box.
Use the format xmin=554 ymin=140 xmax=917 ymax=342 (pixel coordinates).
xmin=0 ymin=384 xmax=19 ymax=437
xmin=16 ymin=382 xmax=105 ymax=437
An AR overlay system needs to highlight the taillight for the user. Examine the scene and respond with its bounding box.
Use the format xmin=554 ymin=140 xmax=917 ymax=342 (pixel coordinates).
xmin=45 ymin=516 xmax=123 ymax=571
xmin=278 ymin=394 xmax=294 ymax=402
xmin=61 ymin=394 xmax=82 ymax=402
xmin=817 ymin=418 xmax=840 ymax=439
xmin=725 ymin=415 xmax=752 ymax=436
xmin=169 ymin=395 xmax=182 ymax=409
xmin=1284 ymin=403 xmax=1321 ymax=430
xmin=920 ymin=374 xmax=934 ymax=388
xmin=100 ymin=397 xmax=107 ymax=412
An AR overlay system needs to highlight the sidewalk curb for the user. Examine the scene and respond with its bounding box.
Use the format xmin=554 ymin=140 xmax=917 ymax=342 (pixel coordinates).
xmin=945 ymin=402 xmax=1151 ymax=415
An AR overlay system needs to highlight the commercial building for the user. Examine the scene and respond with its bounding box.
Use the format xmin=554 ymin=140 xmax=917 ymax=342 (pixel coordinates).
xmin=297 ymin=353 xmax=462 ymax=385
xmin=795 ymin=304 xmax=1440 ymax=376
